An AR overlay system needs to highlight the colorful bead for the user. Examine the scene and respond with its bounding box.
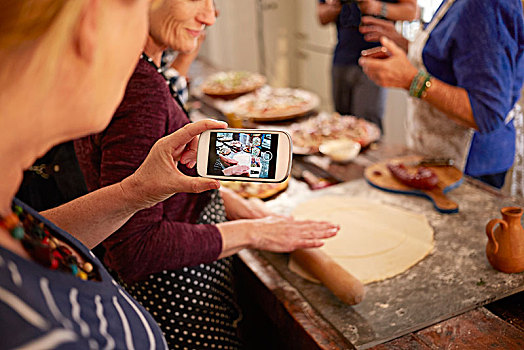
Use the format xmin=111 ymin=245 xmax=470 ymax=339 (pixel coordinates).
xmin=33 ymin=225 xmax=45 ymax=239
xmin=83 ymin=262 xmax=94 ymax=273
xmin=0 ymin=212 xmax=20 ymax=231
xmin=2 ymin=203 xmax=97 ymax=281
xmin=50 ymin=259 xmax=59 ymax=270
xmin=48 ymin=239 xmax=57 ymax=249
xmin=77 ymin=271 xmax=88 ymax=280
xmin=13 ymin=205 xmax=23 ymax=215
xmin=11 ymin=226 xmax=25 ymax=240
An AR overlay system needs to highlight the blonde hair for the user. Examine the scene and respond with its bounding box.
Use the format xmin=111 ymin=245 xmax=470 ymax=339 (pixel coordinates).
xmin=0 ymin=0 xmax=87 ymax=86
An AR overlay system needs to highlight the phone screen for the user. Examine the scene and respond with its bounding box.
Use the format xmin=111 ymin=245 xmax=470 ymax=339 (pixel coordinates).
xmin=207 ymin=131 xmax=279 ymax=179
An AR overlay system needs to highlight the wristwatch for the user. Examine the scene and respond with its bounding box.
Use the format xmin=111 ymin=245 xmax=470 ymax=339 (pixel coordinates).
xmin=380 ymin=2 xmax=388 ymax=18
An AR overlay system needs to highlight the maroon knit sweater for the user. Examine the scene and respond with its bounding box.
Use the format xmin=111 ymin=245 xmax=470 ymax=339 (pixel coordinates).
xmin=74 ymin=59 xmax=222 ymax=284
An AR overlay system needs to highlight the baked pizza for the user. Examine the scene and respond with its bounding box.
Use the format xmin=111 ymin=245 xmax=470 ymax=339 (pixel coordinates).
xmin=220 ymin=178 xmax=289 ymax=199
xmin=230 ymin=86 xmax=320 ymax=121
xmin=201 ymin=71 xmax=266 ymax=97
xmin=290 ymin=112 xmax=381 ymax=154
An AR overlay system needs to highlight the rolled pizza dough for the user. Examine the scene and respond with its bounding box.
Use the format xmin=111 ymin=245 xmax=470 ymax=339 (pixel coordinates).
xmin=290 ymin=196 xmax=434 ymax=284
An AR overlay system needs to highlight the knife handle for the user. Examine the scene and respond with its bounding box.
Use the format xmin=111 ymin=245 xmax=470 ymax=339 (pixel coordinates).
xmin=419 ymin=158 xmax=454 ymax=167
xmin=291 ymin=248 xmax=365 ymax=305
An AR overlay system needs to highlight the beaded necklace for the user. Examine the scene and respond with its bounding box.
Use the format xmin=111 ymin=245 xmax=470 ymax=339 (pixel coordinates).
xmin=0 ymin=203 xmax=98 ymax=281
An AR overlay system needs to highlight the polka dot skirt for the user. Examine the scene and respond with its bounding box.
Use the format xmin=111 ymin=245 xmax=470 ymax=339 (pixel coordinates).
xmin=123 ymin=191 xmax=242 ymax=349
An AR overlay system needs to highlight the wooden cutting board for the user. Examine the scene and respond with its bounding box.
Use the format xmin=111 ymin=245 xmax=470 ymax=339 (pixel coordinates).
xmin=364 ymin=156 xmax=463 ymax=213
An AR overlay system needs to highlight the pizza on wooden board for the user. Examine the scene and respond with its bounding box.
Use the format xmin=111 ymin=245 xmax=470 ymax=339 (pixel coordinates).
xmin=290 ymin=112 xmax=381 ymax=154
xmin=230 ymin=86 xmax=320 ymax=121
xmin=221 ymin=179 xmax=289 ymax=199
xmin=201 ymin=71 xmax=266 ymax=96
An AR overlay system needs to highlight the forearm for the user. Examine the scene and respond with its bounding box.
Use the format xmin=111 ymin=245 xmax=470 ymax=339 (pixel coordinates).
xmin=420 ymin=78 xmax=478 ymax=130
xmin=216 ymin=220 xmax=253 ymax=258
xmin=42 ymin=176 xmax=143 ymax=249
xmin=381 ymin=0 xmax=417 ymax=21
xmin=317 ymin=3 xmax=341 ymax=25
xmin=216 ymin=216 xmax=339 ymax=257
xmin=220 ymin=187 xmax=240 ymax=221
xmin=219 ymin=187 xmax=237 ymax=208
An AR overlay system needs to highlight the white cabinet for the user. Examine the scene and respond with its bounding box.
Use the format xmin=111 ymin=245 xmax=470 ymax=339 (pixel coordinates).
xmin=295 ymin=0 xmax=337 ymax=50
xmin=295 ymin=45 xmax=334 ymax=112
xmin=199 ymin=0 xmax=259 ymax=72
xmin=293 ymin=0 xmax=336 ymax=111
xmin=259 ymin=0 xmax=297 ymax=87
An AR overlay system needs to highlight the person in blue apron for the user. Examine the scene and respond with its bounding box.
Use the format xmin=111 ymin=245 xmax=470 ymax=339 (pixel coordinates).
xmin=317 ymin=0 xmax=417 ymax=131
xmin=358 ymin=0 xmax=524 ymax=192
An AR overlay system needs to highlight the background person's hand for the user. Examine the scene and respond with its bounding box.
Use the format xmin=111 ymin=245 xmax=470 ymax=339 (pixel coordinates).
xmin=359 ymin=16 xmax=408 ymax=50
xmin=217 ymin=216 xmax=339 ymax=257
xmin=318 ymin=0 xmax=343 ymax=25
xmin=359 ymin=36 xmax=417 ymax=89
xmin=325 ymin=0 xmax=342 ymax=7
xmin=121 ymin=119 xmax=227 ymax=208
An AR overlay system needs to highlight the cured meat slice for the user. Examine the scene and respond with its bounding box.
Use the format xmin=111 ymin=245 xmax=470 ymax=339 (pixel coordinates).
xmin=387 ymin=163 xmax=439 ymax=190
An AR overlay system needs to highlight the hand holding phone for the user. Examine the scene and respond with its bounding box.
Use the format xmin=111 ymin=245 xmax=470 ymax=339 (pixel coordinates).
xmin=197 ymin=129 xmax=292 ymax=183
xmin=361 ymin=46 xmax=391 ymax=59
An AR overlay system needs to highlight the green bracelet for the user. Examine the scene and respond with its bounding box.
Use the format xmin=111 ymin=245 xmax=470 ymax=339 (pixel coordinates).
xmin=416 ymin=73 xmax=432 ymax=98
xmin=409 ymin=70 xmax=424 ymax=97
xmin=409 ymin=70 xmax=432 ymax=99
xmin=417 ymin=73 xmax=431 ymax=98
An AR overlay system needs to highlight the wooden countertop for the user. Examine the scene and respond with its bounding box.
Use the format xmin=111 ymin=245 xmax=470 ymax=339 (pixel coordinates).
xmin=232 ymin=142 xmax=524 ymax=349
xmin=188 ymin=62 xmax=524 ymax=349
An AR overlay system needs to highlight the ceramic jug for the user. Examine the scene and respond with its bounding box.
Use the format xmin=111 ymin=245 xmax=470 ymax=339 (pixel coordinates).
xmin=486 ymin=207 xmax=524 ymax=273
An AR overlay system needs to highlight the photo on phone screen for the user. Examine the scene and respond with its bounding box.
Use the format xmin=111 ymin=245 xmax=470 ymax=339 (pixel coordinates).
xmin=207 ymin=131 xmax=279 ymax=179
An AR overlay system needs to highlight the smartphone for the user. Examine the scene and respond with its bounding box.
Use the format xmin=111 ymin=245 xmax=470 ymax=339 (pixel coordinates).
xmin=197 ymin=129 xmax=292 ymax=183
xmin=361 ymin=46 xmax=391 ymax=59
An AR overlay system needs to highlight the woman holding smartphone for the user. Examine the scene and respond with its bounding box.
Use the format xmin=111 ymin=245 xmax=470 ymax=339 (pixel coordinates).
xmin=74 ymin=0 xmax=339 ymax=348
xmin=358 ymin=0 xmax=524 ymax=192
xmin=0 ymin=0 xmax=238 ymax=348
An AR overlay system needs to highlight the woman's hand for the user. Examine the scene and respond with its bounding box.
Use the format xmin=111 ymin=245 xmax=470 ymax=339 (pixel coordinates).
xmin=221 ymin=187 xmax=274 ymax=220
xmin=248 ymin=216 xmax=339 ymax=252
xmin=318 ymin=0 xmax=343 ymax=25
xmin=359 ymin=16 xmax=409 ymax=51
xmin=219 ymin=154 xmax=238 ymax=166
xmin=216 ymin=216 xmax=339 ymax=258
xmin=121 ymin=119 xmax=227 ymax=209
xmin=359 ymin=36 xmax=418 ymax=89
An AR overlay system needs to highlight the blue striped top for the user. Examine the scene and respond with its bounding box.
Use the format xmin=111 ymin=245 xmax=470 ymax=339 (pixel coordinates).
xmin=0 ymin=199 xmax=167 ymax=349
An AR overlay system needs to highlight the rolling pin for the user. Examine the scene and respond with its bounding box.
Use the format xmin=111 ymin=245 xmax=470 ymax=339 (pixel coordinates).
xmin=291 ymin=248 xmax=365 ymax=305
